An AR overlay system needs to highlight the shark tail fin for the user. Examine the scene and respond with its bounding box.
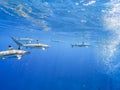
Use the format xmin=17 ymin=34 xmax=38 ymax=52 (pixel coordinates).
xmin=11 ymin=37 xmax=23 ymax=47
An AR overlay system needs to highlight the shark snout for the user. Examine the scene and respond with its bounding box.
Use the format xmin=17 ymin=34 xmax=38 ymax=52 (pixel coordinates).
xmin=24 ymin=51 xmax=30 ymax=54
xmin=47 ymin=45 xmax=51 ymax=48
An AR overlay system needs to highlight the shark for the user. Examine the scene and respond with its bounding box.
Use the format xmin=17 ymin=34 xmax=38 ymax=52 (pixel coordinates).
xmin=18 ymin=38 xmax=33 ymax=43
xmin=11 ymin=37 xmax=50 ymax=51
xmin=0 ymin=46 xmax=30 ymax=60
xmin=71 ymin=42 xmax=90 ymax=48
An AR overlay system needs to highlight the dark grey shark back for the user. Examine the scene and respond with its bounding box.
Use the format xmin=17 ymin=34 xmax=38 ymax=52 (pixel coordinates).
xmin=11 ymin=37 xmax=23 ymax=46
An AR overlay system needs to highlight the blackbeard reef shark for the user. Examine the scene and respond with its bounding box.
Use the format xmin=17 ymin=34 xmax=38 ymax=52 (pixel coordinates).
xmin=18 ymin=38 xmax=33 ymax=43
xmin=71 ymin=42 xmax=90 ymax=48
xmin=11 ymin=37 xmax=50 ymax=50
xmin=0 ymin=46 xmax=30 ymax=60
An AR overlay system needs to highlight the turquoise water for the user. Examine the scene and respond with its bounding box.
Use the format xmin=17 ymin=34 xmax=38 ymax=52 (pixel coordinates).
xmin=0 ymin=0 xmax=120 ymax=90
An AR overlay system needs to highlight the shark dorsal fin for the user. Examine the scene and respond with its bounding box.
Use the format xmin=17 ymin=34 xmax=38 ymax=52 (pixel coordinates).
xmin=8 ymin=45 xmax=14 ymax=50
xmin=36 ymin=40 xmax=40 ymax=44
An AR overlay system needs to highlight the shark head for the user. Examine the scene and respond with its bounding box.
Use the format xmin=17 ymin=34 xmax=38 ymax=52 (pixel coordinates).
xmin=41 ymin=45 xmax=50 ymax=51
xmin=23 ymin=51 xmax=30 ymax=55
xmin=43 ymin=44 xmax=50 ymax=48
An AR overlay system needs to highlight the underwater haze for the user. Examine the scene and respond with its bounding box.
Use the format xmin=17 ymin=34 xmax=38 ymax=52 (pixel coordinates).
xmin=0 ymin=0 xmax=120 ymax=90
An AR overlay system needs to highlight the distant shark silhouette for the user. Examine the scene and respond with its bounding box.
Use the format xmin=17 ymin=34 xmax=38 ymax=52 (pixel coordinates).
xmin=71 ymin=42 xmax=90 ymax=48
xmin=11 ymin=37 xmax=50 ymax=51
xmin=18 ymin=38 xmax=33 ymax=43
xmin=0 ymin=46 xmax=30 ymax=60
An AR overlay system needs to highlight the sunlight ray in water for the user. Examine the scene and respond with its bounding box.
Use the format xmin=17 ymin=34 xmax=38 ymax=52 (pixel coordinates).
xmin=102 ymin=0 xmax=120 ymax=72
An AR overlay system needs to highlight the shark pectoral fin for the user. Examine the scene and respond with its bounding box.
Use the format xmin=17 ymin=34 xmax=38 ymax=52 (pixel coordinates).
xmin=42 ymin=48 xmax=45 ymax=51
xmin=17 ymin=55 xmax=22 ymax=60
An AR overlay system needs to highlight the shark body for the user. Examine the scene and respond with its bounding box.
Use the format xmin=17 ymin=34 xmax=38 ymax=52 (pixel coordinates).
xmin=18 ymin=38 xmax=33 ymax=43
xmin=11 ymin=37 xmax=50 ymax=50
xmin=71 ymin=42 xmax=90 ymax=48
xmin=0 ymin=47 xmax=30 ymax=60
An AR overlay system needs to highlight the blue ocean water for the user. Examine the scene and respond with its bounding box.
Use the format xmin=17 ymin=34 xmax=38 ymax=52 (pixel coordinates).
xmin=0 ymin=0 xmax=120 ymax=90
